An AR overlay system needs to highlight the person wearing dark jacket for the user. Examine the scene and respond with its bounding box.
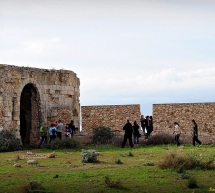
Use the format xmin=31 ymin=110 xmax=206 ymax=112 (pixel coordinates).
xmin=67 ymin=120 xmax=76 ymax=135
xmin=122 ymin=120 xmax=134 ymax=148
xmin=192 ymin=119 xmax=202 ymax=146
xmin=133 ymin=121 xmax=140 ymax=144
xmin=145 ymin=116 xmax=153 ymax=138
xmin=140 ymin=115 xmax=146 ymax=134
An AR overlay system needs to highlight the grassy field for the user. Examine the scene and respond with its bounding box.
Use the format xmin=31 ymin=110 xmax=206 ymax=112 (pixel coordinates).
xmin=0 ymin=144 xmax=214 ymax=193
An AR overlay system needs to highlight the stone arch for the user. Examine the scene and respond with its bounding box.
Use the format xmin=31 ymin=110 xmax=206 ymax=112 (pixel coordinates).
xmin=17 ymin=78 xmax=45 ymax=145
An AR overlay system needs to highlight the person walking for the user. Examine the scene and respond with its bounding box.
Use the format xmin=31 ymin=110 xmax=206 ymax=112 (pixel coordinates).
xmin=192 ymin=119 xmax=202 ymax=146
xmin=173 ymin=122 xmax=181 ymax=146
xmin=133 ymin=121 xmax=140 ymax=144
xmin=38 ymin=122 xmax=48 ymax=148
xmin=145 ymin=116 xmax=153 ymax=138
xmin=122 ymin=120 xmax=134 ymax=148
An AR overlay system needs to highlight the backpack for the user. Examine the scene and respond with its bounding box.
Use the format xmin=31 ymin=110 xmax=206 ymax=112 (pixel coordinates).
xmin=52 ymin=128 xmax=56 ymax=135
xmin=39 ymin=126 xmax=44 ymax=133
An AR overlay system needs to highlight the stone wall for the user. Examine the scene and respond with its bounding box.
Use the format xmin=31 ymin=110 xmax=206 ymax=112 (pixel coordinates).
xmin=153 ymin=103 xmax=215 ymax=144
xmin=81 ymin=105 xmax=141 ymax=143
xmin=0 ymin=64 xmax=80 ymax=145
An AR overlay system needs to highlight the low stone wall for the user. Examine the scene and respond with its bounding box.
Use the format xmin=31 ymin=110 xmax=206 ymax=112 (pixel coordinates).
xmin=153 ymin=102 xmax=215 ymax=144
xmin=81 ymin=104 xmax=141 ymax=141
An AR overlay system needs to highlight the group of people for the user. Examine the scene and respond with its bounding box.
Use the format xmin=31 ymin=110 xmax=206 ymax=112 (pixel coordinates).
xmin=122 ymin=115 xmax=202 ymax=148
xmin=122 ymin=115 xmax=153 ymax=148
xmin=39 ymin=116 xmax=203 ymax=148
xmin=173 ymin=119 xmax=202 ymax=147
xmin=140 ymin=115 xmax=153 ymax=138
xmin=38 ymin=119 xmax=76 ymax=148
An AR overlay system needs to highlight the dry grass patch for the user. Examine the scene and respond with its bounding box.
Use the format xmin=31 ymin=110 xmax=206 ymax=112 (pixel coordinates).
xmin=159 ymin=152 xmax=215 ymax=170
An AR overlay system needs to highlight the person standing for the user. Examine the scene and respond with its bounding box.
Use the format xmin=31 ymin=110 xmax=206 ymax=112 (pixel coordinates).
xmin=133 ymin=121 xmax=140 ymax=144
xmin=67 ymin=120 xmax=76 ymax=135
xmin=148 ymin=116 xmax=153 ymax=136
xmin=140 ymin=115 xmax=146 ymax=135
xmin=173 ymin=122 xmax=181 ymax=146
xmin=65 ymin=125 xmax=72 ymax=138
xmin=49 ymin=123 xmax=57 ymax=143
xmin=145 ymin=116 xmax=153 ymax=138
xmin=192 ymin=119 xmax=202 ymax=146
xmin=38 ymin=122 xmax=48 ymax=148
xmin=56 ymin=120 xmax=63 ymax=140
xmin=122 ymin=120 xmax=134 ymax=148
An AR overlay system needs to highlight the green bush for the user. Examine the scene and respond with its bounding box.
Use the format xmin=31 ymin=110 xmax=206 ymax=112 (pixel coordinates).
xmin=25 ymin=181 xmax=46 ymax=193
xmin=46 ymin=138 xmax=79 ymax=149
xmin=187 ymin=177 xmax=198 ymax=189
xmin=128 ymin=151 xmax=134 ymax=157
xmin=0 ymin=130 xmax=22 ymax=152
xmin=92 ymin=126 xmax=115 ymax=145
xmin=144 ymin=162 xmax=155 ymax=166
xmin=179 ymin=170 xmax=190 ymax=179
xmin=81 ymin=149 xmax=100 ymax=163
xmin=115 ymin=158 xmax=123 ymax=164
xmin=105 ymin=176 xmax=124 ymax=189
xmin=146 ymin=132 xmax=175 ymax=145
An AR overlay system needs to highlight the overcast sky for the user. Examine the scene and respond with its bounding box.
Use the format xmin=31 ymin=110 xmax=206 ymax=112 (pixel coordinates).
xmin=1 ymin=0 xmax=215 ymax=116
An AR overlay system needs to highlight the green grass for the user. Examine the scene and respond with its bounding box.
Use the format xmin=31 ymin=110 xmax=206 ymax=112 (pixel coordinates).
xmin=0 ymin=145 xmax=214 ymax=193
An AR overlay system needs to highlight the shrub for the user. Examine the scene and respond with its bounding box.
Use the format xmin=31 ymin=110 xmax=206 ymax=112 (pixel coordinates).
xmin=0 ymin=130 xmax=22 ymax=152
xmin=25 ymin=181 xmax=45 ymax=193
xmin=144 ymin=162 xmax=155 ymax=166
xmin=159 ymin=152 xmax=215 ymax=170
xmin=104 ymin=176 xmax=124 ymax=189
xmin=187 ymin=153 xmax=215 ymax=170
xmin=111 ymin=136 xmax=123 ymax=147
xmin=81 ymin=149 xmax=99 ymax=163
xmin=46 ymin=138 xmax=79 ymax=149
xmin=92 ymin=126 xmax=115 ymax=145
xmin=179 ymin=170 xmax=190 ymax=179
xmin=128 ymin=151 xmax=134 ymax=157
xmin=146 ymin=132 xmax=175 ymax=145
xmin=187 ymin=177 xmax=198 ymax=189
xmin=115 ymin=158 xmax=123 ymax=164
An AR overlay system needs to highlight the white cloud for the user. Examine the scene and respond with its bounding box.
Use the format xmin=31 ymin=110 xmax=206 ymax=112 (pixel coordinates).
xmin=1 ymin=0 xmax=215 ymax=114
xmin=50 ymin=37 xmax=61 ymax=43
xmin=80 ymin=67 xmax=215 ymax=98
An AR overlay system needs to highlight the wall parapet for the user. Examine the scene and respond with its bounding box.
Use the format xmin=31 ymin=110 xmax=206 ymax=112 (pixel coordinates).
xmin=81 ymin=104 xmax=141 ymax=136
xmin=153 ymin=102 xmax=215 ymax=144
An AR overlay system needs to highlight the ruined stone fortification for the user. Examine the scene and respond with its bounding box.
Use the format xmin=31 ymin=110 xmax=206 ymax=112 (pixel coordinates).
xmin=0 ymin=64 xmax=80 ymax=145
xmin=1 ymin=64 xmax=214 ymax=146
xmin=80 ymin=104 xmax=141 ymax=143
xmin=153 ymin=103 xmax=215 ymax=144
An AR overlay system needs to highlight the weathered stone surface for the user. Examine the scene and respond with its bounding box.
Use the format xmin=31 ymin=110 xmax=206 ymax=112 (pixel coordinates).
xmin=153 ymin=103 xmax=215 ymax=144
xmin=0 ymin=64 xmax=80 ymax=146
xmin=81 ymin=104 xmax=141 ymax=137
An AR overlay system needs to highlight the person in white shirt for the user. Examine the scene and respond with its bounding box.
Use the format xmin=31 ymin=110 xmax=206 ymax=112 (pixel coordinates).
xmin=173 ymin=122 xmax=181 ymax=146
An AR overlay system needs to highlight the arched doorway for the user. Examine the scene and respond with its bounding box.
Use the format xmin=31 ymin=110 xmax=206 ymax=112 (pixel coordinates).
xmin=20 ymin=83 xmax=41 ymax=146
